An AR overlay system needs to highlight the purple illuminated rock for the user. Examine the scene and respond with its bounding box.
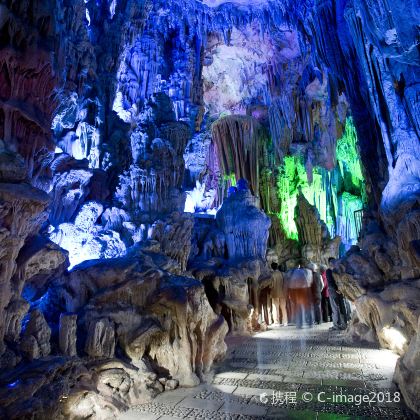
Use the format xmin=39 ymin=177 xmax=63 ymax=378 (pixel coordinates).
xmin=216 ymin=187 xmax=270 ymax=260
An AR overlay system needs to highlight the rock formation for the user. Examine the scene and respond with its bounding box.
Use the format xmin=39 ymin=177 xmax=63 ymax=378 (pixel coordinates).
xmin=0 ymin=156 xmax=50 ymax=354
xmin=334 ymin=209 xmax=420 ymax=413
xmin=295 ymin=193 xmax=341 ymax=265
xmin=190 ymin=184 xmax=272 ymax=333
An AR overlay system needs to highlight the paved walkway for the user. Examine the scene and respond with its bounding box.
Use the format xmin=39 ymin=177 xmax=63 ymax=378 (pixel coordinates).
xmin=120 ymin=324 xmax=416 ymax=419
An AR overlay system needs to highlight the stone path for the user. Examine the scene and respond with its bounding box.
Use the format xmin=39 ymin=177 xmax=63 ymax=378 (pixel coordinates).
xmin=120 ymin=324 xmax=416 ymax=419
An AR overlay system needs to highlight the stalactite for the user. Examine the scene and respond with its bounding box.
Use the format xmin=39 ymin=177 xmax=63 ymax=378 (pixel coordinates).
xmin=336 ymin=117 xmax=365 ymax=195
xmin=275 ymin=118 xmax=365 ymax=250
xmin=211 ymin=115 xmax=266 ymax=196
xmin=268 ymin=96 xmax=294 ymax=159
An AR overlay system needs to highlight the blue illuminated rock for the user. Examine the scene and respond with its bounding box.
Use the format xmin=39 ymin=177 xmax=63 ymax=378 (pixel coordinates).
xmin=216 ymin=187 xmax=271 ymax=260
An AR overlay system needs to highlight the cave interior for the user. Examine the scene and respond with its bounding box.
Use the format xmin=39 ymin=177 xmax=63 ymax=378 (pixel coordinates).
xmin=0 ymin=0 xmax=419 ymax=418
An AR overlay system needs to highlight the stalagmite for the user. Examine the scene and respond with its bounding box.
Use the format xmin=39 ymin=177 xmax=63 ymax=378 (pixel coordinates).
xmin=59 ymin=314 xmax=78 ymax=357
xmin=85 ymin=319 xmax=116 ymax=358
xmin=20 ymin=310 xmax=51 ymax=361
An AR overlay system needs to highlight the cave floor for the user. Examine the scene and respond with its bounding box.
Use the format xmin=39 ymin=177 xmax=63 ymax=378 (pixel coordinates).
xmin=120 ymin=323 xmax=415 ymax=419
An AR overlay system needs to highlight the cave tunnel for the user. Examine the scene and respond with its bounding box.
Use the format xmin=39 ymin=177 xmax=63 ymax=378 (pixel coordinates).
xmin=0 ymin=0 xmax=419 ymax=418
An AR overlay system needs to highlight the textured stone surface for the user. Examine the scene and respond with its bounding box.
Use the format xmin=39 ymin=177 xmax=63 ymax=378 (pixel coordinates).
xmin=17 ymin=236 xmax=68 ymax=301
xmin=295 ymin=193 xmax=341 ymax=265
xmin=48 ymin=248 xmax=229 ymax=387
xmin=0 ymin=178 xmax=50 ymax=353
xmin=122 ymin=324 xmax=415 ymax=420
xmin=216 ymin=188 xmax=271 ymax=261
xmin=0 ymin=358 xmax=162 ymax=420
xmin=190 ymin=187 xmax=272 ymax=334
xmin=85 ymin=318 xmax=116 ymax=358
xmin=20 ymin=310 xmax=51 ymax=361
xmin=394 ymin=318 xmax=420 ymax=415
xmin=59 ymin=313 xmax=78 ymax=357
xmin=0 ymin=246 xmax=228 ymax=418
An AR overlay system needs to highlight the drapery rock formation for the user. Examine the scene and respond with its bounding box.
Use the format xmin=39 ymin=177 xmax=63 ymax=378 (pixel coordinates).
xmin=211 ymin=116 xmax=265 ymax=196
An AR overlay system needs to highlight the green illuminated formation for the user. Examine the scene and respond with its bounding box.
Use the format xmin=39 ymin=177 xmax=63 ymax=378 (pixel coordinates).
xmin=276 ymin=156 xmax=335 ymax=240
xmin=217 ymin=173 xmax=237 ymax=203
xmin=276 ymin=118 xmax=365 ymax=247
xmin=276 ymin=156 xmax=300 ymax=240
xmin=222 ymin=173 xmax=237 ymax=186
xmin=336 ymin=118 xmax=365 ymax=193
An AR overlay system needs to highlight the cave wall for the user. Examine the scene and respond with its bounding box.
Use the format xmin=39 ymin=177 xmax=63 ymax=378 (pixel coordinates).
xmin=0 ymin=0 xmax=73 ymax=355
xmin=308 ymin=0 xmax=419 ymax=412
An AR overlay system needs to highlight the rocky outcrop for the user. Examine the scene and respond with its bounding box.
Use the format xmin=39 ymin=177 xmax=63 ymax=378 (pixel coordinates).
xmin=295 ymin=193 xmax=341 ymax=265
xmin=59 ymin=314 xmax=78 ymax=357
xmin=0 ymin=357 xmax=162 ymax=420
xmin=20 ymin=310 xmax=51 ymax=361
xmin=0 ymin=241 xmax=228 ymax=418
xmin=16 ymin=236 xmax=68 ymax=301
xmin=394 ymin=317 xmax=420 ymax=415
xmin=49 ymin=200 xmax=127 ymax=269
xmin=0 ymin=173 xmax=50 ymax=354
xmin=49 ymin=169 xmax=93 ymax=226
xmin=0 ymin=1 xmax=58 ymax=176
xmin=334 ymin=215 xmax=420 ymax=413
xmin=85 ymin=318 xmax=116 ymax=359
xmin=216 ymin=186 xmax=271 ymax=260
xmin=190 ymin=185 xmax=272 ymax=333
xmin=150 ymin=212 xmax=195 ymax=271
xmin=0 ymin=0 xmax=418 ymax=416
xmin=59 ymin=252 xmax=228 ymax=387
xmin=115 ymin=96 xmax=190 ymax=219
